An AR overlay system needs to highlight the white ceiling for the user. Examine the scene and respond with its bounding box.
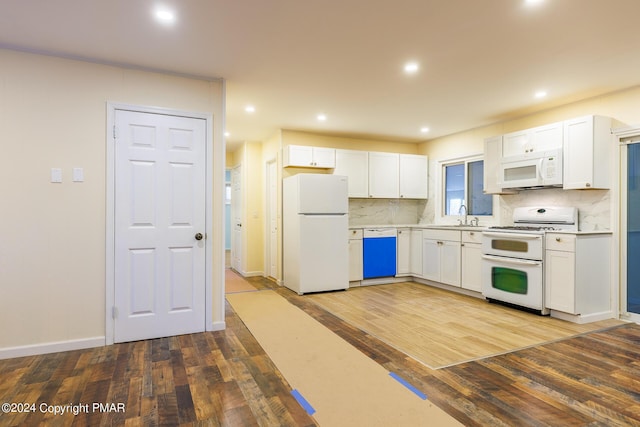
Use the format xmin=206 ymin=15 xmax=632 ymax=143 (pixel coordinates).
xmin=2 ymin=0 xmax=640 ymax=150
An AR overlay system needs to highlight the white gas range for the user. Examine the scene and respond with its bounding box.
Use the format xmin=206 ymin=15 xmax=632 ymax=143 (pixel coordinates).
xmin=481 ymin=207 xmax=578 ymax=314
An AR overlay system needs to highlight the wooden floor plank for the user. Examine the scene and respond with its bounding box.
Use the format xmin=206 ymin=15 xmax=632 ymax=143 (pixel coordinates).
xmin=307 ymin=281 xmax=624 ymax=368
xmin=1 ymin=276 xmax=639 ymax=426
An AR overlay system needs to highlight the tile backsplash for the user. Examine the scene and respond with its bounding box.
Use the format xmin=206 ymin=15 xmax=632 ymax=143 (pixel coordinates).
xmin=499 ymin=188 xmax=610 ymax=231
xmin=349 ymin=188 xmax=610 ymax=231
xmin=349 ymin=198 xmax=426 ymax=226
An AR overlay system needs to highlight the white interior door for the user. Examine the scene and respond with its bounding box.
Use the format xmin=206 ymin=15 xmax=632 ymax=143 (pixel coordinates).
xmin=267 ymin=160 xmax=278 ymax=279
xmin=114 ymin=109 xmax=206 ymax=343
xmin=231 ymin=165 xmax=243 ymax=273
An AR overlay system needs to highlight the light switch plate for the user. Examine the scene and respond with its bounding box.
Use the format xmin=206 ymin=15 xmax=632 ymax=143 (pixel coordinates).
xmin=73 ymin=167 xmax=84 ymax=182
xmin=50 ymin=168 xmax=63 ymax=183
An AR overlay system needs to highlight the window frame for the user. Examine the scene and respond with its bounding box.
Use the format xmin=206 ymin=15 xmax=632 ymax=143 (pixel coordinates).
xmin=436 ymin=154 xmax=497 ymax=225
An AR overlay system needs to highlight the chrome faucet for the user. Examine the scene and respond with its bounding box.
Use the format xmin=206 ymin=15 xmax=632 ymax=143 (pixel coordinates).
xmin=458 ymin=204 xmax=468 ymax=226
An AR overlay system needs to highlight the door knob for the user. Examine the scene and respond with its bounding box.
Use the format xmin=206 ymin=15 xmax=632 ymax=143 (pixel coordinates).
xmin=195 ymin=233 xmax=204 ymax=241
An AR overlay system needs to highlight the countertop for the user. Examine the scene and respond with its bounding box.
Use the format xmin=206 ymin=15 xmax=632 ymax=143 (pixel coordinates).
xmin=349 ymin=224 xmax=485 ymax=232
xmin=349 ymin=224 xmax=612 ymax=234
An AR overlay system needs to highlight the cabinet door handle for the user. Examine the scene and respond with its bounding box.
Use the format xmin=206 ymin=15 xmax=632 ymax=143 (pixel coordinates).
xmin=556 ymin=237 xmax=561 ymax=242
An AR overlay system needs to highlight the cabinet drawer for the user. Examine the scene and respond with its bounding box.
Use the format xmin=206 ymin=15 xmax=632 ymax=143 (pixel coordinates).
xmin=546 ymin=233 xmax=576 ymax=252
xmin=462 ymin=230 xmax=482 ymax=244
xmin=349 ymin=229 xmax=363 ymax=239
xmin=422 ymin=229 xmax=461 ymax=242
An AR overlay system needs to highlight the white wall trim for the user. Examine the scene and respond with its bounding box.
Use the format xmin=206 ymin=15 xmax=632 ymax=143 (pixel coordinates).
xmin=105 ymin=102 xmax=215 ymax=344
xmin=241 ymin=270 xmax=265 ymax=278
xmin=0 ymin=337 xmax=105 ymax=360
xmin=264 ymin=158 xmax=278 ymax=282
xmin=613 ymin=125 xmax=640 ymax=322
xmin=434 ymin=153 xmax=500 ymax=226
xmin=211 ymin=321 xmax=226 ymax=332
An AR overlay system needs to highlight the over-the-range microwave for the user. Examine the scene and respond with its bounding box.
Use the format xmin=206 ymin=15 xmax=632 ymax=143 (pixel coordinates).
xmin=500 ymin=148 xmax=563 ymax=189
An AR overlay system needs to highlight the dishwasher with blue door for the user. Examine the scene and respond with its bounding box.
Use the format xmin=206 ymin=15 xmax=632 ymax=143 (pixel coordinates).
xmin=363 ymin=228 xmax=397 ymax=279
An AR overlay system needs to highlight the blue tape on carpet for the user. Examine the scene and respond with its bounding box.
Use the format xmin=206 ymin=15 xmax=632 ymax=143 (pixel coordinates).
xmin=389 ymin=372 xmax=427 ymax=400
xmin=291 ymin=389 xmax=316 ymax=415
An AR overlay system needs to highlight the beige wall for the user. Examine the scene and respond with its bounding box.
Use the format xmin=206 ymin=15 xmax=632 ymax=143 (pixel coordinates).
xmin=228 ymin=141 xmax=265 ymax=276
xmin=419 ymin=85 xmax=640 ymax=161
xmin=228 ymin=129 xmax=420 ymax=281
xmin=0 ymin=49 xmax=225 ymax=354
xmin=418 ymin=85 xmax=640 ymax=225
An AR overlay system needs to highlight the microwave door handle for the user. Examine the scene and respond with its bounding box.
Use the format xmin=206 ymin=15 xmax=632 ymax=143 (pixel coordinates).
xmin=482 ymin=255 xmax=540 ymax=266
xmin=538 ymin=157 xmax=545 ymax=182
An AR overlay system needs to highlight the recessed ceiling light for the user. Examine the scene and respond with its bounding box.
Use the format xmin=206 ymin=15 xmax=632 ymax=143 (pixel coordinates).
xmin=420 ymin=127 xmax=430 ymax=133
xmin=154 ymin=8 xmax=176 ymax=25
xmin=525 ymin=0 xmax=544 ymax=5
xmin=404 ymin=62 xmax=419 ymax=74
xmin=534 ymin=90 xmax=547 ymax=99
xmin=317 ymin=114 xmax=327 ymax=122
xmin=245 ymin=105 xmax=256 ymax=113
xmin=224 ymin=132 xmax=230 ymax=138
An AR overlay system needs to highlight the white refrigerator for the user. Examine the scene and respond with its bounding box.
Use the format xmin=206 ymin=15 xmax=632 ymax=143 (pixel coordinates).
xmin=283 ymin=174 xmax=349 ymax=294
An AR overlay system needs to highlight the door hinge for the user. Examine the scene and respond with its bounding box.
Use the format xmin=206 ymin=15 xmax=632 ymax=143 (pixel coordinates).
xmin=113 ymin=125 xmax=118 ymax=140
xmin=112 ymin=306 xmax=118 ymax=319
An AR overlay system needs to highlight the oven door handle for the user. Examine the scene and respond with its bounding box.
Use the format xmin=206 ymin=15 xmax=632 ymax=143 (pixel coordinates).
xmin=482 ymin=232 xmax=542 ymax=240
xmin=482 ymin=254 xmax=541 ymax=266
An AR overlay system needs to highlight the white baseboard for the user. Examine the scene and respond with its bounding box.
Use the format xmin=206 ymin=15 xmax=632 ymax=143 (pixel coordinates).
xmin=0 ymin=336 xmax=105 ymax=360
xmin=242 ymin=270 xmax=264 ymax=277
xmin=361 ymin=277 xmax=406 ymax=286
xmin=413 ymin=278 xmax=485 ymax=299
xmin=550 ymin=310 xmax=614 ymax=324
xmin=210 ymin=321 xmax=226 ymax=332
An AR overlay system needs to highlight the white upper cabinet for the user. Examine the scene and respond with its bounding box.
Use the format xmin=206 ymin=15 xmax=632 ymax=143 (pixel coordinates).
xmin=502 ymin=130 xmax=529 ymax=158
xmin=483 ymin=135 xmax=501 ymax=194
xmin=368 ymin=152 xmax=400 ymax=198
xmin=334 ymin=149 xmax=428 ymax=199
xmin=334 ymin=149 xmax=369 ymax=197
xmin=484 ymin=135 xmax=513 ymax=194
xmin=531 ymin=122 xmax=564 ymax=152
xmin=399 ymin=154 xmax=428 ymax=199
xmin=563 ymin=115 xmax=612 ymax=190
xmin=284 ymin=145 xmax=336 ymax=168
xmin=502 ymin=122 xmax=563 ymax=160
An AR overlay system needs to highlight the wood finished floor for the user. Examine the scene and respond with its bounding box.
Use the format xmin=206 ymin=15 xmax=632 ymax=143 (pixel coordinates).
xmin=1 ymin=277 xmax=639 ymax=426
xmin=307 ymin=282 xmax=624 ymax=368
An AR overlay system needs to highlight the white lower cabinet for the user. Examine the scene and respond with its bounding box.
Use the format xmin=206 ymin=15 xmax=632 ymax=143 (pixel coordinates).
xmin=396 ymin=228 xmax=411 ymax=276
xmin=348 ymin=229 xmax=363 ymax=281
xmin=410 ymin=229 xmax=423 ymax=276
xmin=461 ymin=231 xmax=483 ymax=292
xmin=544 ymin=233 xmax=611 ymax=315
xmin=422 ymin=229 xmax=461 ymax=287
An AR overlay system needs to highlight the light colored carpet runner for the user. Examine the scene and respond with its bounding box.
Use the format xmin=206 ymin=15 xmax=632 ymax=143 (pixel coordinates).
xmin=227 ymin=290 xmax=462 ymax=426
xmin=225 ymin=268 xmax=258 ymax=294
